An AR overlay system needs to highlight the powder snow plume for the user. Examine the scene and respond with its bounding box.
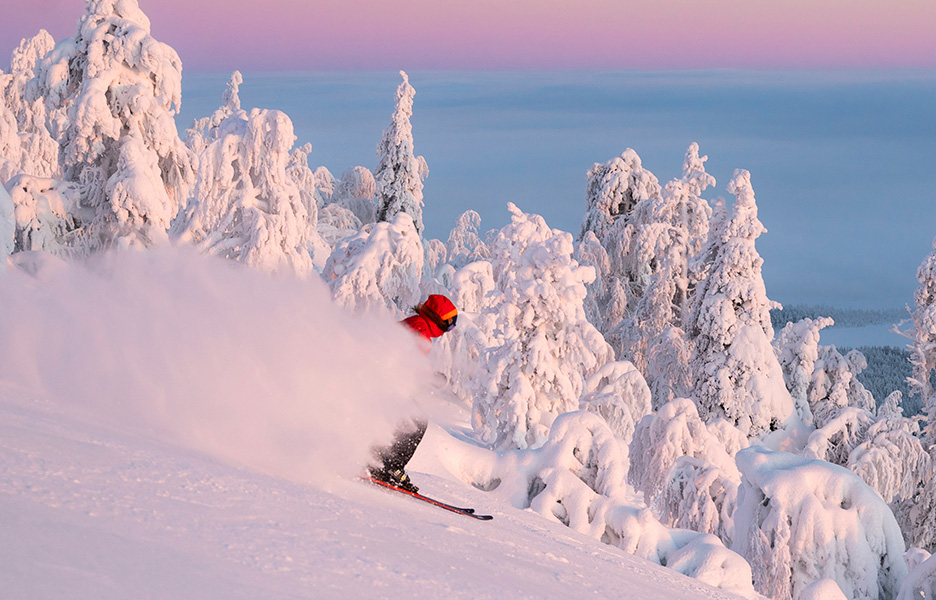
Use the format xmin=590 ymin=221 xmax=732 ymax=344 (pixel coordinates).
xmin=0 ymin=248 xmax=432 ymax=487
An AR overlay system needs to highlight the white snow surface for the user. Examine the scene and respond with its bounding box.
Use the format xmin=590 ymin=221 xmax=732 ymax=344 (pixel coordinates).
xmin=0 ymin=249 xmax=751 ymax=600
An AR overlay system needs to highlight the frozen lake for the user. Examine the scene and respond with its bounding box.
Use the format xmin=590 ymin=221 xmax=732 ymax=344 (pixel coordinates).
xmin=819 ymin=324 xmax=906 ymax=349
xmin=176 ymin=70 xmax=936 ymax=312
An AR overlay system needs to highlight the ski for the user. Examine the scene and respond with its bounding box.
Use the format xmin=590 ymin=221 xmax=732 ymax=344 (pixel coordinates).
xmin=362 ymin=476 xmax=494 ymax=520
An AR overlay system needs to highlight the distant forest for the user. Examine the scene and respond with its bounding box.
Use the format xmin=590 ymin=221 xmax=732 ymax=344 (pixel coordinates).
xmin=770 ymin=304 xmax=907 ymax=330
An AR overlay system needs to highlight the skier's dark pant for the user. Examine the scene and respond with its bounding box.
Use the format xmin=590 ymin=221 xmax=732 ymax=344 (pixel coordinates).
xmin=373 ymin=419 xmax=427 ymax=474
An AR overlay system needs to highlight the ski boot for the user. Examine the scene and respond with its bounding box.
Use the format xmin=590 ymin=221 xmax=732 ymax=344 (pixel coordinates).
xmin=370 ymin=467 xmax=419 ymax=494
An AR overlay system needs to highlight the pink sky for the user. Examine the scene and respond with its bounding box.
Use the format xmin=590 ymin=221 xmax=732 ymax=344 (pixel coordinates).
xmin=3 ymin=0 xmax=936 ymax=71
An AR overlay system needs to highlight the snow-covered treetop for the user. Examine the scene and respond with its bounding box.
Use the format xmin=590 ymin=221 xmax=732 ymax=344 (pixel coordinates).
xmin=175 ymin=95 xmax=324 ymax=276
xmin=185 ymin=70 xmax=243 ymax=155
xmin=579 ymin=148 xmax=661 ymax=241
xmin=374 ymin=71 xmax=428 ymax=234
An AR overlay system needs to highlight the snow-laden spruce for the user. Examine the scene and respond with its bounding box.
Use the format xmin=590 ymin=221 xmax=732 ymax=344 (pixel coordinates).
xmin=578 ymin=148 xmax=661 ymax=348
xmin=323 ymin=212 xmax=424 ymax=316
xmin=39 ymin=0 xmax=196 ymax=250
xmin=0 ymin=30 xmax=59 ymax=181
xmin=774 ymin=317 xmax=834 ymax=427
xmin=613 ymin=144 xmax=714 ymax=406
xmin=173 ymin=71 xmax=327 ymax=276
xmin=328 ymin=165 xmax=377 ymax=226
xmin=446 ymin=210 xmax=489 ymax=270
xmin=685 ymin=170 xmax=795 ymax=438
xmin=374 ymin=71 xmax=428 ymax=234
xmin=734 ymin=446 xmax=908 ymax=600
xmin=808 ymin=346 xmax=875 ymax=429
xmin=471 ymin=203 xmax=614 ymax=450
xmin=579 ymin=148 xmax=661 ymax=241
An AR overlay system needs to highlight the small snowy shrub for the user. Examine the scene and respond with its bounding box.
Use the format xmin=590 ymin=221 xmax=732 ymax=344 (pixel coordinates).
xmin=451 ymin=411 xmax=756 ymax=598
xmin=898 ymin=552 xmax=936 ymax=600
xmin=579 ymin=360 xmax=652 ymax=453
xmin=734 ymin=447 xmax=908 ymax=600
xmin=5 ymin=174 xmax=79 ymax=254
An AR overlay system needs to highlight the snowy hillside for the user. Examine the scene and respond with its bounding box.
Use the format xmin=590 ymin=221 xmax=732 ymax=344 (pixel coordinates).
xmin=1 ymin=382 xmax=752 ymax=600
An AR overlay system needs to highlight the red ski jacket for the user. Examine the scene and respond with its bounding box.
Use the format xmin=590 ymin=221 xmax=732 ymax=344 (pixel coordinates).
xmin=401 ymin=295 xmax=458 ymax=343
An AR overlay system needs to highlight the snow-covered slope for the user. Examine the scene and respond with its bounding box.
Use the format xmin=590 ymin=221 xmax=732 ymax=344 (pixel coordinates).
xmin=1 ymin=383 xmax=748 ymax=600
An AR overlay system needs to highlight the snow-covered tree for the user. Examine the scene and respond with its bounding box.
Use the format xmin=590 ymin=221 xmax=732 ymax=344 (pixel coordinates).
xmin=629 ymin=398 xmax=743 ymax=545
xmin=435 ymin=260 xmax=498 ymax=405
xmin=374 ymin=71 xmax=427 ymax=234
xmin=803 ymin=406 xmax=875 ymax=467
xmin=686 ymin=170 xmax=794 ymax=437
xmin=0 ymin=30 xmax=58 ymax=180
xmin=734 ymin=447 xmax=908 ymax=600
xmin=286 ymin=142 xmax=319 ymax=224
xmin=471 ymin=203 xmax=614 ymax=450
xmin=446 ymin=209 xmax=489 ymax=270
xmin=894 ymin=233 xmax=936 ymax=552
xmin=330 ymin=165 xmax=376 ymax=225
xmin=174 ymin=72 xmax=327 ymax=275
xmin=42 ymin=0 xmax=196 ymax=250
xmin=659 ymin=455 xmax=739 ymax=548
xmin=848 ymin=391 xmax=931 ymax=506
xmin=590 ymin=145 xmax=713 ymax=407
xmin=323 ymin=212 xmax=423 ymax=315
xmin=774 ymin=317 xmax=834 ymax=427
xmin=900 ymin=235 xmax=936 ymax=449
xmin=573 ymin=231 xmax=611 ymax=329
xmin=579 ymin=360 xmax=652 ymax=462
xmin=899 ymin=552 xmax=936 ymax=600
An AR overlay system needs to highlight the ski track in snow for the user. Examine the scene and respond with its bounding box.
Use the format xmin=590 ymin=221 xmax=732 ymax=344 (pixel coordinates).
xmin=0 ymin=384 xmax=746 ymax=600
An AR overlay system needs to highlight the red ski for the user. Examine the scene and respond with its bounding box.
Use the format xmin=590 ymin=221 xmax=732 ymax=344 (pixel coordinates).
xmin=362 ymin=476 xmax=494 ymax=520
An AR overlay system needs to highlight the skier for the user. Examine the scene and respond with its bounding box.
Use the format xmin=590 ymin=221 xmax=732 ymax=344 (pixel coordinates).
xmin=368 ymin=294 xmax=458 ymax=493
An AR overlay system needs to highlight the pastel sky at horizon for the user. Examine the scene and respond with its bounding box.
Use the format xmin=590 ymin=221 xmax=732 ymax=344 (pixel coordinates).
xmin=3 ymin=0 xmax=936 ymax=71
